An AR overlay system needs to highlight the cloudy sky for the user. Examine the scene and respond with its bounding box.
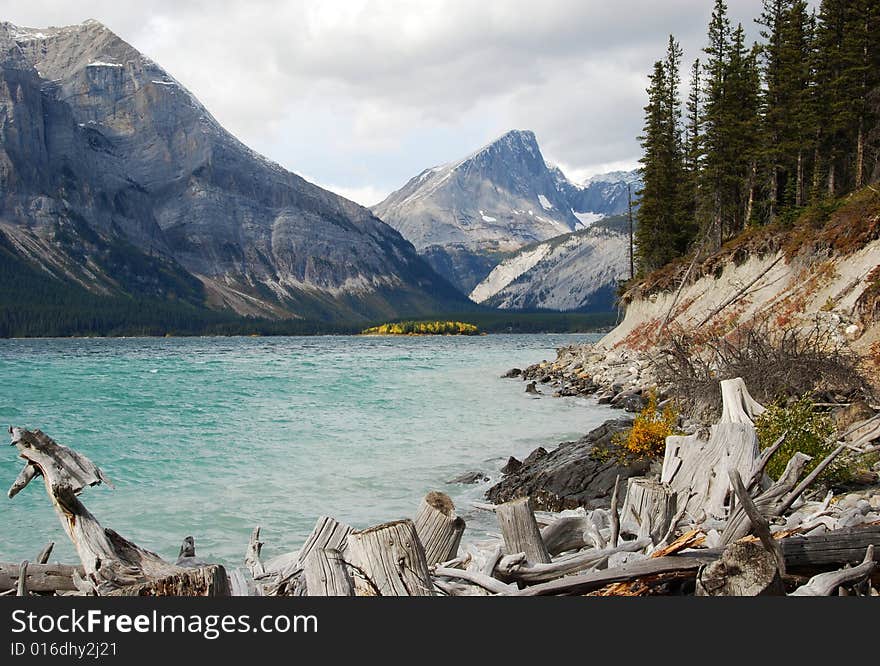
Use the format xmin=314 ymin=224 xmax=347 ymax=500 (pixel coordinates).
xmin=2 ymin=0 xmax=778 ymax=205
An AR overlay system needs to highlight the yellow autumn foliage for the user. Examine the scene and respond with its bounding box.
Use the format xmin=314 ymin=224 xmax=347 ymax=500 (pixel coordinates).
xmin=614 ymin=392 xmax=679 ymax=459
xmin=361 ymin=320 xmax=480 ymax=336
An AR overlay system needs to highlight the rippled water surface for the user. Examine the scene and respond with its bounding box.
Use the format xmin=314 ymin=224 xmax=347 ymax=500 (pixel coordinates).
xmin=0 ymin=334 xmax=611 ymax=565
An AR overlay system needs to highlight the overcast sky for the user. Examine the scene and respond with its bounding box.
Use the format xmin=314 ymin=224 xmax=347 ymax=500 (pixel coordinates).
xmin=2 ymin=1 xmax=783 ymax=206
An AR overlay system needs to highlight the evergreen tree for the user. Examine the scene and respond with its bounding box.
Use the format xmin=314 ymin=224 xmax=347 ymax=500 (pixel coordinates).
xmin=635 ymin=58 xmax=681 ymax=274
xmin=700 ymin=0 xmax=732 ymax=245
xmin=682 ymin=58 xmax=703 ymax=228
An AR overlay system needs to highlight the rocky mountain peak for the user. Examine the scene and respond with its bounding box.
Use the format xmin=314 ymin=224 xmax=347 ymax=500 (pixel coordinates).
xmin=0 ymin=20 xmax=467 ymax=322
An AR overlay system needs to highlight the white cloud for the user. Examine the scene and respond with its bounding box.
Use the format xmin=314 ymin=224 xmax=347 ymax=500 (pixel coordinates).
xmin=0 ymin=0 xmax=795 ymax=202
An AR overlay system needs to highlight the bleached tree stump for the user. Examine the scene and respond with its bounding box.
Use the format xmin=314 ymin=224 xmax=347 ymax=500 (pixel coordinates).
xmin=264 ymin=515 xmax=353 ymax=596
xmin=620 ymin=478 xmax=677 ymax=544
xmin=303 ymin=548 xmax=354 ymax=597
xmin=661 ymin=378 xmax=762 ymax=522
xmin=414 ymin=491 xmax=466 ymax=565
xmin=496 ymin=497 xmax=551 ymax=564
xmin=695 ymin=541 xmax=785 ymax=596
xmin=345 ymin=519 xmax=434 ymax=596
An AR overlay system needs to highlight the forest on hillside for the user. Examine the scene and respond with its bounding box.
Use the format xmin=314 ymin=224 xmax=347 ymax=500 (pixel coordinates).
xmin=635 ymin=0 xmax=880 ymax=275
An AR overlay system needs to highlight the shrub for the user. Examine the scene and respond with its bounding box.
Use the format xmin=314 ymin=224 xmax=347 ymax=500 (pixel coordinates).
xmin=656 ymin=317 xmax=871 ymax=419
xmin=755 ymin=394 xmax=847 ymax=484
xmin=614 ymin=392 xmax=679 ymax=459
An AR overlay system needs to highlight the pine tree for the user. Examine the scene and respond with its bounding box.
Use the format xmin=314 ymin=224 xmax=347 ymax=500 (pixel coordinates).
xmin=682 ymin=58 xmax=703 ymax=229
xmin=757 ymin=0 xmax=794 ymax=218
xmin=700 ymin=0 xmax=732 ymax=246
xmin=636 ymin=54 xmax=687 ymax=274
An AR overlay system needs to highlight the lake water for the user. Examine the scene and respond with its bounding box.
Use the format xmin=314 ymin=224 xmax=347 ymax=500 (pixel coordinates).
xmin=0 ymin=334 xmax=612 ymax=566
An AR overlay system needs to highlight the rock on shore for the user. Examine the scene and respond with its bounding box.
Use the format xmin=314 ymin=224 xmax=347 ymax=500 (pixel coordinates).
xmin=511 ymin=344 xmax=657 ymax=409
xmin=485 ymin=418 xmax=652 ymax=511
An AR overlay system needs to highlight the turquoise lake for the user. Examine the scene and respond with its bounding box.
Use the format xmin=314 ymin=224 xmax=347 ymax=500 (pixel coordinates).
xmin=0 ymin=334 xmax=612 ymax=566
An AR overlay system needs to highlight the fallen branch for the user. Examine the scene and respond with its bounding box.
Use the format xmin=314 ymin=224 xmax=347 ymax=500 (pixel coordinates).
xmin=790 ymin=545 xmax=876 ymax=596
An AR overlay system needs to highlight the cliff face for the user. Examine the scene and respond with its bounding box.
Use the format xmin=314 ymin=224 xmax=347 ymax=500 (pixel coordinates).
xmin=599 ymin=189 xmax=880 ymax=359
xmin=0 ymin=21 xmax=466 ymax=321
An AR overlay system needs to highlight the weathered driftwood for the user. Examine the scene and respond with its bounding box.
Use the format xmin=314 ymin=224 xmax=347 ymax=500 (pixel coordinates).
xmin=747 ymin=433 xmax=787 ymax=491
xmin=790 ymin=545 xmax=876 ymax=596
xmin=267 ymin=515 xmax=354 ymax=596
xmin=16 ymin=561 xmax=28 ymax=597
xmin=0 ymin=562 xmax=79 ymax=594
xmin=662 ymin=378 xmax=761 ymax=522
xmin=303 ymin=548 xmax=354 ymax=596
xmin=496 ymin=537 xmax=651 ymax=584
xmin=7 ymin=427 xmax=227 ymax=596
xmin=105 ymin=565 xmax=230 ymax=597
xmin=414 ymin=492 xmax=466 ymax=565
xmin=510 ymin=554 xmax=714 ymax=596
xmin=540 ymin=517 xmax=589 ymax=556
xmin=345 ymin=519 xmax=434 ymax=596
xmin=245 ymin=527 xmax=265 ymax=579
xmin=681 ymin=525 xmax=880 ymax=571
xmin=496 ymin=497 xmax=551 ymax=564
xmin=721 ymin=453 xmax=811 ymax=545
xmin=432 ymin=567 xmax=514 ymax=594
xmin=695 ymin=541 xmax=785 ymax=597
xmin=777 ymin=444 xmax=848 ymax=516
xmin=610 ymin=475 xmax=621 ymax=548
xmin=621 ymin=477 xmax=677 ymax=544
xmin=776 ymin=525 xmax=880 ymax=571
xmin=727 ymin=470 xmax=785 ymax=576
xmin=481 ymin=545 xmax=503 ymax=577
xmin=36 ymin=542 xmax=54 ymax=565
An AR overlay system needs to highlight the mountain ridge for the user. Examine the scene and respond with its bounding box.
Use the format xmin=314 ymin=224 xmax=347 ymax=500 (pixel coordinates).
xmin=373 ymin=128 xmax=639 ymax=294
xmin=0 ymin=20 xmax=468 ymax=324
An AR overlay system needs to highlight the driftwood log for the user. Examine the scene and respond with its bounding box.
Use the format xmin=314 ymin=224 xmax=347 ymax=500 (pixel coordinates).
xmin=6 ymin=427 xmax=228 ymax=596
xmin=540 ymin=516 xmax=589 ymax=556
xmin=345 ymin=519 xmax=434 ymax=596
xmin=0 ymin=562 xmax=82 ymax=593
xmin=790 ymin=546 xmax=876 ymax=596
xmin=497 ymin=537 xmax=651 ymax=584
xmin=496 ymin=497 xmax=551 ymax=564
xmin=414 ymin=492 xmax=466 ymax=565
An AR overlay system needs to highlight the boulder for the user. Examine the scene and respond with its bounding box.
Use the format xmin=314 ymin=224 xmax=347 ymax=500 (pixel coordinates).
xmin=446 ymin=471 xmax=490 ymax=485
xmin=501 ymin=368 xmax=522 ymax=379
xmin=485 ymin=418 xmax=651 ymax=512
xmin=501 ymin=457 xmax=523 ymax=474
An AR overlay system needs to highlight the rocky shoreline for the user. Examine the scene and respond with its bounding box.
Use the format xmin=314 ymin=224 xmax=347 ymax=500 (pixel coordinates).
xmin=483 ymin=341 xmax=880 ymax=522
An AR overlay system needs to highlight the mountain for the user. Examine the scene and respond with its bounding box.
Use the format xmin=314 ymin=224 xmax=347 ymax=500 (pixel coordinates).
xmin=373 ymin=130 xmax=580 ymax=293
xmin=572 ymin=170 xmax=641 ymax=217
xmin=469 ymin=216 xmax=630 ymax=312
xmin=373 ymin=130 xmax=640 ymax=295
xmin=0 ymin=20 xmax=467 ymax=326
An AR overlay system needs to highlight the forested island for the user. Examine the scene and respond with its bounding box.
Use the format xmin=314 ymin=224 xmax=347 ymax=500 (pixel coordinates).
xmin=361 ymin=321 xmax=481 ymax=336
